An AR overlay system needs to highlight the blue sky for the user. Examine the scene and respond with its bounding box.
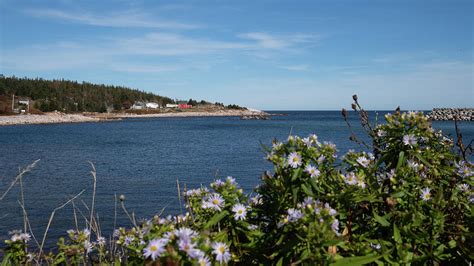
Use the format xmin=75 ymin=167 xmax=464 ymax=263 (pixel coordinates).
xmin=0 ymin=0 xmax=472 ymax=110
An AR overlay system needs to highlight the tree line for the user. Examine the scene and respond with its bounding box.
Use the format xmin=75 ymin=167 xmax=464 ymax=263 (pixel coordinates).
xmin=0 ymin=75 xmax=175 ymax=113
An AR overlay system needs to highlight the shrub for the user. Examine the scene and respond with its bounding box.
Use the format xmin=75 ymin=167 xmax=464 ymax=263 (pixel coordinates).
xmin=2 ymin=100 xmax=473 ymax=265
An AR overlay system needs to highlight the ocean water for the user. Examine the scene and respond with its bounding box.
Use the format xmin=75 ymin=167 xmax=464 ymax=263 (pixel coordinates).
xmin=0 ymin=111 xmax=473 ymax=248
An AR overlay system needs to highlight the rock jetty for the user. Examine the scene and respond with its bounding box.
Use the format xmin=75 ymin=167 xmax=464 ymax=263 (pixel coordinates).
xmin=427 ymin=108 xmax=474 ymax=121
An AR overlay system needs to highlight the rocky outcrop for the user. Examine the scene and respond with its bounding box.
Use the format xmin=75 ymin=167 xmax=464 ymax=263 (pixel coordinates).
xmin=427 ymin=108 xmax=474 ymax=121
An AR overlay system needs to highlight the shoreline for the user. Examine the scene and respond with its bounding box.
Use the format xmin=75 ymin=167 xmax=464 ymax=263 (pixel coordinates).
xmin=0 ymin=109 xmax=267 ymax=126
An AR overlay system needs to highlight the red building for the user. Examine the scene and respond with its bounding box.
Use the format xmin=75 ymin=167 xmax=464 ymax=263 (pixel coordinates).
xmin=178 ymin=104 xmax=192 ymax=109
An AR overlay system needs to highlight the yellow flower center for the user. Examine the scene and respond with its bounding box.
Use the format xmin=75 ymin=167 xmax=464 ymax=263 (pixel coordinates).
xmin=150 ymin=245 xmax=157 ymax=252
xmin=212 ymin=199 xmax=219 ymax=205
xmin=218 ymin=246 xmax=225 ymax=253
xmin=293 ymin=157 xmax=299 ymax=162
xmin=238 ymin=210 xmax=243 ymax=214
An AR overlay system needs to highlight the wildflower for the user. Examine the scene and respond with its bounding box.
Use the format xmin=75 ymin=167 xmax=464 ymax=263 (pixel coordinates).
xmin=174 ymin=227 xmax=197 ymax=240
xmin=96 ymin=236 xmax=106 ymax=246
xmin=325 ymin=203 xmax=337 ymax=216
xmin=247 ymin=224 xmax=258 ymax=230
xmin=207 ymin=194 xmax=225 ymax=211
xmin=356 ymin=156 xmax=370 ymax=168
xmin=302 ymin=137 xmax=312 ymax=147
xmin=357 ymin=177 xmax=366 ymax=189
xmin=370 ymin=243 xmax=381 ymax=250
xmin=287 ymin=208 xmax=303 ymax=222
xmin=178 ymin=238 xmax=196 ymax=253
xmin=232 ymin=203 xmax=247 ymax=221
xmin=84 ymin=240 xmax=93 ymax=254
xmin=82 ymin=228 xmax=91 ymax=237
xmin=212 ymin=242 xmax=231 ymax=264
xmin=310 ymin=134 xmax=319 ymax=145
xmin=376 ymin=129 xmax=386 ymax=137
xmin=403 ymin=134 xmax=417 ymax=147
xmin=20 ymin=233 xmax=31 ymax=243
xmin=331 ymin=219 xmax=340 ymax=235
xmin=407 ymin=160 xmax=420 ymax=170
xmin=250 ymin=194 xmax=262 ymax=206
xmin=304 ymin=164 xmax=320 ymax=178
xmin=344 ymin=172 xmax=357 ymax=185
xmin=186 ymin=189 xmax=202 ymax=197
xmin=212 ymin=179 xmax=225 ymax=188
xmin=226 ymin=176 xmax=236 ymax=185
xmin=303 ymin=197 xmax=314 ymax=208
xmin=458 ymin=183 xmax=469 ymax=192
xmin=287 ymin=152 xmax=302 ymax=168
xmin=188 ymin=248 xmax=205 ymax=259
xmin=198 ymin=256 xmax=211 ymax=266
xmin=124 ymin=235 xmax=134 ymax=246
xmin=272 ymin=141 xmax=282 ymax=150
xmin=456 ymin=161 xmax=473 ymax=178
xmin=317 ymin=155 xmax=326 ymax=164
xmin=113 ymin=229 xmax=120 ymax=238
xmin=67 ymin=229 xmax=75 ymax=235
xmin=143 ymin=238 xmax=168 ymax=261
xmin=420 ymin=187 xmax=431 ymax=201
xmin=10 ymin=233 xmax=22 ymax=242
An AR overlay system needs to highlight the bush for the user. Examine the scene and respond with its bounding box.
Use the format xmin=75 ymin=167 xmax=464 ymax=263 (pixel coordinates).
xmin=2 ymin=99 xmax=473 ymax=265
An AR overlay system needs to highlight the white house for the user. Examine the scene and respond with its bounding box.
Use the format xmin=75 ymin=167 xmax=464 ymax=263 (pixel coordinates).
xmin=131 ymin=101 xmax=146 ymax=110
xmin=146 ymin=102 xmax=160 ymax=109
xmin=166 ymin=104 xmax=179 ymax=108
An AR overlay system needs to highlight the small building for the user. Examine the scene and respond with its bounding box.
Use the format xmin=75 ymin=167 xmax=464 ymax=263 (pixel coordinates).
xmin=178 ymin=104 xmax=192 ymax=109
xmin=166 ymin=104 xmax=179 ymax=108
xmin=146 ymin=102 xmax=160 ymax=109
xmin=131 ymin=101 xmax=146 ymax=110
xmin=18 ymin=98 xmax=30 ymax=105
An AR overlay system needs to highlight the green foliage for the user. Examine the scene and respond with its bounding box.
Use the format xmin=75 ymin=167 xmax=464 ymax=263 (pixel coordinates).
xmin=0 ymin=75 xmax=174 ymax=113
xmin=2 ymin=109 xmax=473 ymax=265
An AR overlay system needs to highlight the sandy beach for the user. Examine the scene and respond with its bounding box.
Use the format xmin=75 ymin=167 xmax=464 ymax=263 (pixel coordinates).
xmin=0 ymin=109 xmax=267 ymax=126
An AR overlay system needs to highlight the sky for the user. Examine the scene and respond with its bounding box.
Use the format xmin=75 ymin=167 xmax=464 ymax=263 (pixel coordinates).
xmin=0 ymin=0 xmax=473 ymax=110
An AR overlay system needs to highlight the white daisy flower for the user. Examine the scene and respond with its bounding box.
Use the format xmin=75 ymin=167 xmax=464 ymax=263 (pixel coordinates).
xmin=207 ymin=194 xmax=225 ymax=211
xmin=232 ymin=203 xmax=247 ymax=221
xmin=403 ymin=134 xmax=417 ymax=147
xmin=212 ymin=242 xmax=231 ymax=264
xmin=356 ymin=156 xmax=370 ymax=168
xmin=304 ymin=164 xmax=320 ymax=178
xmin=287 ymin=152 xmax=302 ymax=168
xmin=143 ymin=238 xmax=168 ymax=261
xmin=420 ymin=187 xmax=431 ymax=201
xmin=344 ymin=172 xmax=357 ymax=185
xmin=198 ymin=255 xmax=211 ymax=266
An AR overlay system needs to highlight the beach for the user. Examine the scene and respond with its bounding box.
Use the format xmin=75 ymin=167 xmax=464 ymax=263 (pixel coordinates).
xmin=0 ymin=109 xmax=267 ymax=126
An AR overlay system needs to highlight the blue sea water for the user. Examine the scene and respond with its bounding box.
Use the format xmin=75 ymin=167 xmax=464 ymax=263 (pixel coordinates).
xmin=0 ymin=111 xmax=473 ymax=248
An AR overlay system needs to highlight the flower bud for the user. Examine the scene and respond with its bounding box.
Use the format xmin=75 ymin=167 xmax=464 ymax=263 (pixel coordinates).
xmin=352 ymin=94 xmax=358 ymax=101
xmin=119 ymin=194 xmax=126 ymax=201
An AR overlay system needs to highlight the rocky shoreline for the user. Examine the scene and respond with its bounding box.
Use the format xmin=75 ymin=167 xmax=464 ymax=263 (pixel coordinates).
xmin=427 ymin=108 xmax=474 ymax=121
xmin=0 ymin=109 xmax=267 ymax=126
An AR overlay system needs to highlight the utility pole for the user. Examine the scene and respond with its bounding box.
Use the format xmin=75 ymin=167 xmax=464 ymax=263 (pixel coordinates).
xmin=12 ymin=94 xmax=14 ymax=112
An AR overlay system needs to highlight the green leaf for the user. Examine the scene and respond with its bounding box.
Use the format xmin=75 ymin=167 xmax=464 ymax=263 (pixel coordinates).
xmin=415 ymin=154 xmax=433 ymax=167
xmin=373 ymin=213 xmax=390 ymax=227
xmin=204 ymin=210 xmax=229 ymax=229
xmin=396 ymin=151 xmax=405 ymax=170
xmin=1 ymin=254 xmax=12 ymax=266
xmin=301 ymin=183 xmax=313 ymax=197
xmin=393 ymin=224 xmax=401 ymax=244
xmin=331 ymin=254 xmax=382 ymax=266
xmin=291 ymin=168 xmax=302 ymax=181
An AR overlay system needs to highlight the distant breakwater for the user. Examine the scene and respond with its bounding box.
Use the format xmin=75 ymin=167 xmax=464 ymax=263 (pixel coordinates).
xmin=427 ymin=108 xmax=474 ymax=121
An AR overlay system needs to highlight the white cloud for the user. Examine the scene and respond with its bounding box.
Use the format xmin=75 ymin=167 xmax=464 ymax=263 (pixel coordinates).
xmin=23 ymin=8 xmax=200 ymax=29
xmin=279 ymin=64 xmax=310 ymax=71
xmin=238 ymin=32 xmax=320 ymax=49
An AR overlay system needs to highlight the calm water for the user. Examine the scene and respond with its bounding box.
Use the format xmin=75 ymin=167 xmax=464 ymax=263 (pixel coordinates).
xmin=0 ymin=111 xmax=473 ymax=248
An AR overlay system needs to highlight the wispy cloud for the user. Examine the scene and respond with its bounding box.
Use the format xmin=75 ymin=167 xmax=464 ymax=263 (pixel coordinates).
xmin=238 ymin=32 xmax=320 ymax=49
xmin=23 ymin=8 xmax=200 ymax=29
xmin=279 ymin=64 xmax=310 ymax=71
